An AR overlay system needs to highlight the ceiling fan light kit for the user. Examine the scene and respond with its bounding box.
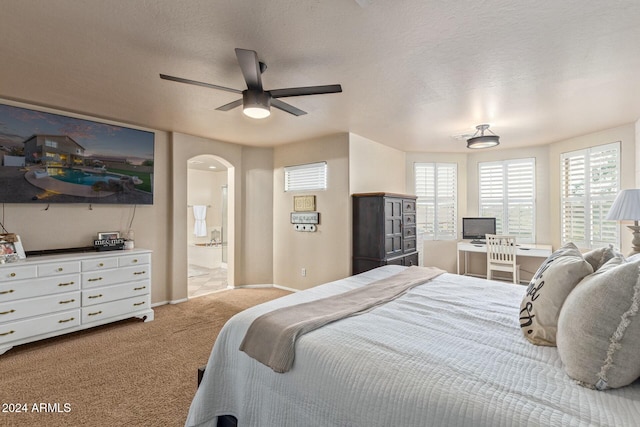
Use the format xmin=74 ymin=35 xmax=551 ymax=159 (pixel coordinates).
xmin=467 ymin=124 xmax=500 ymax=149
xmin=242 ymin=90 xmax=271 ymax=119
xmin=161 ymin=48 xmax=342 ymax=119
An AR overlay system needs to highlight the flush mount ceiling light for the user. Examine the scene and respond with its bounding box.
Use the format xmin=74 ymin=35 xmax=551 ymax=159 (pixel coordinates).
xmin=467 ymin=124 xmax=500 ymax=149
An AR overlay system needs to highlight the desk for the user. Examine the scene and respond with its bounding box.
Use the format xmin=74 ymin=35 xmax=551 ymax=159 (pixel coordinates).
xmin=457 ymin=241 xmax=552 ymax=281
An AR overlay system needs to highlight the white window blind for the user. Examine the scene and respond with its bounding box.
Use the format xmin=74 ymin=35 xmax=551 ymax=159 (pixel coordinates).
xmin=561 ymin=142 xmax=619 ymax=249
xmin=414 ymin=162 xmax=457 ymax=240
xmin=479 ymin=158 xmax=535 ymax=243
xmin=284 ymin=162 xmax=327 ymax=192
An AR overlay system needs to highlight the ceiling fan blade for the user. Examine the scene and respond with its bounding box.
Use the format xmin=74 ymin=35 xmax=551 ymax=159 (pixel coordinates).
xmin=215 ymin=99 xmax=244 ymax=111
xmin=235 ymin=48 xmax=263 ymax=91
xmin=270 ymin=84 xmax=342 ymax=98
xmin=271 ymin=99 xmax=307 ymax=116
xmin=159 ymin=74 xmax=242 ymax=94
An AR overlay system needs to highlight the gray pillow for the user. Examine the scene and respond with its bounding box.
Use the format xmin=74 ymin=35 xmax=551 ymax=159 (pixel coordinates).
xmin=519 ymin=242 xmax=593 ymax=346
xmin=557 ymin=256 xmax=640 ymax=390
xmin=583 ymin=244 xmax=616 ymax=271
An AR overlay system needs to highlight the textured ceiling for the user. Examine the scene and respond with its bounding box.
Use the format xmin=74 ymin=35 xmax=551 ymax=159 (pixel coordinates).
xmin=2 ymin=1 xmax=640 ymax=153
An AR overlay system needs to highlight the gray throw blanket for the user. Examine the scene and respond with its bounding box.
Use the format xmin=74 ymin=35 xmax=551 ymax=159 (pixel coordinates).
xmin=240 ymin=266 xmax=445 ymax=373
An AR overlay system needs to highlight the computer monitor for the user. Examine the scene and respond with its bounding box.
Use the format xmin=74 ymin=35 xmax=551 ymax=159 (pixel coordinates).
xmin=462 ymin=217 xmax=496 ymax=242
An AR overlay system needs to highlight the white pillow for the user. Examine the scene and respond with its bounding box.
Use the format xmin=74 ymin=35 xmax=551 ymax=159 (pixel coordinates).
xmin=582 ymin=244 xmax=616 ymax=271
xmin=557 ymin=256 xmax=640 ymax=390
xmin=519 ymin=242 xmax=593 ymax=346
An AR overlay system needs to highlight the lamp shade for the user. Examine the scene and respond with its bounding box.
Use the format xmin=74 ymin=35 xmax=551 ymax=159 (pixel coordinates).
xmin=606 ymin=189 xmax=640 ymax=221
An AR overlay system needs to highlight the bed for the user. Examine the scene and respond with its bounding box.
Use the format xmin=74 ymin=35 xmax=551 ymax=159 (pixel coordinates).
xmin=185 ymin=265 xmax=640 ymax=427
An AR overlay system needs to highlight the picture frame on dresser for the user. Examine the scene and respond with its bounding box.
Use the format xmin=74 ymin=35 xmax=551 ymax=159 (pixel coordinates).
xmin=0 ymin=234 xmax=26 ymax=259
xmin=97 ymin=231 xmax=120 ymax=240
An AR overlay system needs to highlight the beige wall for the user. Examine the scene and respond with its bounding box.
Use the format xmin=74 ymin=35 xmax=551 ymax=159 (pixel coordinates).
xmin=273 ymin=133 xmax=350 ymax=290
xmin=240 ymin=146 xmax=274 ymax=285
xmin=349 ymin=133 xmax=406 ymax=194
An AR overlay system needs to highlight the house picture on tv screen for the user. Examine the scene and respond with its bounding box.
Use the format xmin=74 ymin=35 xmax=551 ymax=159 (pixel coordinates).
xmin=0 ymin=103 xmax=154 ymax=205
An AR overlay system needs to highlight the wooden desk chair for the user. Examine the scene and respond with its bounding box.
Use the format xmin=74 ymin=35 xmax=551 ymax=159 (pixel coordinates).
xmin=486 ymin=234 xmax=520 ymax=284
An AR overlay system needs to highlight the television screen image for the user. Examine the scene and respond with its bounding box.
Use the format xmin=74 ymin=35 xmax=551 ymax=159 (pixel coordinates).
xmin=0 ymin=103 xmax=154 ymax=205
xmin=462 ymin=217 xmax=496 ymax=242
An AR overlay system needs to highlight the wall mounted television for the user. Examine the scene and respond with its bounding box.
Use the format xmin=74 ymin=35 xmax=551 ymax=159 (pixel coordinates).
xmin=0 ymin=103 xmax=154 ymax=205
xmin=462 ymin=217 xmax=496 ymax=242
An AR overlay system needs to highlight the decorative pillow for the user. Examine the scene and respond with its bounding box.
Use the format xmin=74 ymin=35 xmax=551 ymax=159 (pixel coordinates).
xmin=519 ymin=242 xmax=593 ymax=346
xmin=583 ymin=244 xmax=616 ymax=271
xmin=557 ymin=256 xmax=640 ymax=390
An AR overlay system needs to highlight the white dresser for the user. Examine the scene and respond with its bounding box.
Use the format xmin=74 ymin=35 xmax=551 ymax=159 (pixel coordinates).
xmin=0 ymin=248 xmax=153 ymax=355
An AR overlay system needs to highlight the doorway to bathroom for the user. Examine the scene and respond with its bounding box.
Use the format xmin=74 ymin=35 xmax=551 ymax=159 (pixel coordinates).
xmin=187 ymin=155 xmax=230 ymax=297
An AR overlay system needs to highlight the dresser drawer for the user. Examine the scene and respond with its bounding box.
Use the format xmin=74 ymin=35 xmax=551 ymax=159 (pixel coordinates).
xmin=81 ymin=257 xmax=118 ymax=272
xmin=119 ymin=253 xmax=150 ymax=267
xmin=403 ymin=214 xmax=416 ymax=227
xmin=82 ymin=265 xmax=150 ymax=288
xmin=0 ymin=265 xmax=37 ymax=282
xmin=82 ymin=295 xmax=150 ymax=323
xmin=0 ymin=310 xmax=80 ymax=346
xmin=403 ymin=226 xmax=416 ymax=239
xmin=0 ymin=274 xmax=80 ymax=302
xmin=403 ymin=199 xmax=416 ymax=213
xmin=38 ymin=261 xmax=80 ymax=277
xmin=0 ymin=291 xmax=81 ymax=323
xmin=403 ymin=238 xmax=416 ymax=252
xmin=82 ymin=280 xmax=150 ymax=306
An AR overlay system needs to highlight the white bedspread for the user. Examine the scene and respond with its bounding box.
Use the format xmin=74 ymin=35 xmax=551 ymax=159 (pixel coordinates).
xmin=185 ymin=266 xmax=640 ymax=427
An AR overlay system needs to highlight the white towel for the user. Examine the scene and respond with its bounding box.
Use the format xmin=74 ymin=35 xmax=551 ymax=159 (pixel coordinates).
xmin=193 ymin=205 xmax=207 ymax=237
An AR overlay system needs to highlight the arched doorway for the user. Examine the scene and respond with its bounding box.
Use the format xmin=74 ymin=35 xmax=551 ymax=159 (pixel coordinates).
xmin=186 ymin=154 xmax=232 ymax=298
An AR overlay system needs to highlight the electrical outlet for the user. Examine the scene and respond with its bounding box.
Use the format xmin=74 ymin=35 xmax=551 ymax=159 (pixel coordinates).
xmin=301 ymin=268 xmax=306 ymax=277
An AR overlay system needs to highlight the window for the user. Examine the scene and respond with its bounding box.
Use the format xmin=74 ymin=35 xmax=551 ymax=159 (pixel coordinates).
xmin=284 ymin=162 xmax=327 ymax=192
xmin=478 ymin=158 xmax=535 ymax=243
xmin=560 ymin=142 xmax=620 ymax=249
xmin=45 ymin=139 xmax=58 ymax=148
xmin=414 ymin=162 xmax=457 ymax=240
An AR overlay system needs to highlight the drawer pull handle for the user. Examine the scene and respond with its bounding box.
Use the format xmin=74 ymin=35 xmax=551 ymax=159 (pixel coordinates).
xmin=88 ymin=277 xmax=103 ymax=282
xmin=133 ymin=286 xmax=146 ymax=291
xmin=0 ymin=330 xmax=15 ymax=336
xmin=0 ymin=309 xmax=15 ymax=315
xmin=57 ymin=267 xmax=64 ymax=272
xmin=59 ymin=299 xmax=75 ymax=304
xmin=0 ymin=289 xmax=14 ymax=295
xmin=9 ymin=273 xmax=16 ymax=277
xmin=58 ymin=317 xmax=75 ymax=323
xmin=99 ymin=263 xmax=104 ymax=267
xmin=133 ymin=301 xmax=145 ymax=306
xmin=88 ymin=311 xmax=102 ymax=316
xmin=132 ymin=259 xmax=138 ymax=263
xmin=58 ymin=281 xmax=75 ymax=287
xmin=133 ymin=271 xmax=146 ymax=275
xmin=88 ymin=294 xmax=103 ymax=299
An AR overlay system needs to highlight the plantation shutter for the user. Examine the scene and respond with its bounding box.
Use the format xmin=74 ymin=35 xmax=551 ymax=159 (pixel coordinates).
xmin=284 ymin=162 xmax=327 ymax=192
xmin=415 ymin=163 xmax=457 ymax=240
xmin=561 ymin=142 xmax=619 ymax=248
xmin=479 ymin=158 xmax=535 ymax=242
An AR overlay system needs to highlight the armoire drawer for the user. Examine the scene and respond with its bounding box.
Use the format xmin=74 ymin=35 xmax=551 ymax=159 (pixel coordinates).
xmin=0 ymin=310 xmax=80 ymax=346
xmin=82 ymin=280 xmax=150 ymax=306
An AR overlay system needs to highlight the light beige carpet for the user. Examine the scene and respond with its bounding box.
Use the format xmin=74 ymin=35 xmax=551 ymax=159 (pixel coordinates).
xmin=0 ymin=287 xmax=289 ymax=427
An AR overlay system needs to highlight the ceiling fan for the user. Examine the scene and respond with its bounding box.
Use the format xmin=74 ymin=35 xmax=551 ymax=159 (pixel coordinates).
xmin=160 ymin=48 xmax=342 ymax=119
